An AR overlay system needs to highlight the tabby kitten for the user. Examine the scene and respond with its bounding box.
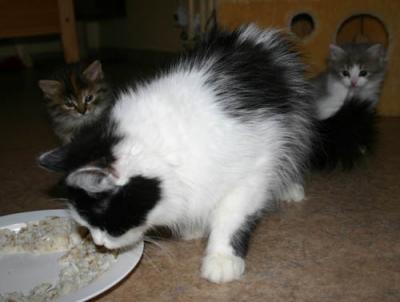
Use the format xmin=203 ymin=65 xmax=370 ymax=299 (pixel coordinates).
xmin=39 ymin=60 xmax=111 ymax=143
xmin=312 ymin=43 xmax=386 ymax=120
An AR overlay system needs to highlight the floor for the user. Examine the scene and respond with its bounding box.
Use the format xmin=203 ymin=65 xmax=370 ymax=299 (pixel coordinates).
xmin=0 ymin=58 xmax=399 ymax=302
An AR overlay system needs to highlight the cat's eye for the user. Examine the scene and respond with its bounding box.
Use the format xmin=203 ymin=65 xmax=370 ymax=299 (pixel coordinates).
xmin=85 ymin=95 xmax=94 ymax=103
xmin=341 ymin=70 xmax=350 ymax=77
xmin=359 ymin=70 xmax=368 ymax=77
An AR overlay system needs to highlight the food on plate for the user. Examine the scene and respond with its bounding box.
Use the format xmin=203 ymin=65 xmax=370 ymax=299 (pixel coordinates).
xmin=0 ymin=216 xmax=117 ymax=302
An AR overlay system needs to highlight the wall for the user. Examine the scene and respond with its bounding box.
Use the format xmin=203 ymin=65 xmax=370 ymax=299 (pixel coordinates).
xmin=0 ymin=0 xmax=182 ymax=61
xmin=0 ymin=38 xmax=61 ymax=60
xmin=99 ymin=0 xmax=182 ymax=52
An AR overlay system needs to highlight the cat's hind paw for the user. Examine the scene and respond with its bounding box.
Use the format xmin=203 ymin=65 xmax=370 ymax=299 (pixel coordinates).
xmin=201 ymin=253 xmax=245 ymax=283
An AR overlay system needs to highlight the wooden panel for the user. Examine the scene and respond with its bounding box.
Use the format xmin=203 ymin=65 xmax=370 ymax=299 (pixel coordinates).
xmin=0 ymin=0 xmax=59 ymax=38
xmin=57 ymin=0 xmax=79 ymax=63
xmin=337 ymin=15 xmax=388 ymax=46
xmin=364 ymin=16 xmax=389 ymax=46
xmin=218 ymin=0 xmax=400 ymax=116
xmin=291 ymin=14 xmax=314 ymax=39
xmin=336 ymin=16 xmax=363 ymax=44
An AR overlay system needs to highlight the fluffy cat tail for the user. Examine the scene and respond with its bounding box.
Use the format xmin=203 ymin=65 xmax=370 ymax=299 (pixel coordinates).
xmin=311 ymin=98 xmax=378 ymax=170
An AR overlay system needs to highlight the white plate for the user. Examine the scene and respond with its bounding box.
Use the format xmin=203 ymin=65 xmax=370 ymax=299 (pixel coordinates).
xmin=0 ymin=209 xmax=144 ymax=302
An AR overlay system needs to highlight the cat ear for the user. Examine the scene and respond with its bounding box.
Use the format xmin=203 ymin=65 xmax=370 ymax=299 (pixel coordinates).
xmin=38 ymin=80 xmax=63 ymax=97
xmin=66 ymin=167 xmax=117 ymax=193
xmin=83 ymin=60 xmax=103 ymax=82
xmin=329 ymin=44 xmax=345 ymax=60
xmin=367 ymin=44 xmax=386 ymax=58
xmin=38 ymin=146 xmax=69 ymax=172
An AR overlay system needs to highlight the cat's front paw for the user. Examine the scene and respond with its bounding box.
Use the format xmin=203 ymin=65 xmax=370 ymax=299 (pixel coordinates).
xmin=201 ymin=253 xmax=245 ymax=283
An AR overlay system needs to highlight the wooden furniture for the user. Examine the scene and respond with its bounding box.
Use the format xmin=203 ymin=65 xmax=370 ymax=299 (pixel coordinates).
xmin=0 ymin=0 xmax=79 ymax=63
xmin=217 ymin=0 xmax=400 ymax=116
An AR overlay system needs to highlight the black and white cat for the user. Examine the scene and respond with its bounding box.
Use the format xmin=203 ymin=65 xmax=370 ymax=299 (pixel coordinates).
xmin=38 ymin=25 xmax=315 ymax=283
xmin=312 ymin=43 xmax=386 ymax=120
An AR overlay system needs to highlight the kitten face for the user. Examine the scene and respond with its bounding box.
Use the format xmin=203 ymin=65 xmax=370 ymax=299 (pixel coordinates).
xmin=39 ymin=146 xmax=162 ymax=250
xmin=39 ymin=60 xmax=108 ymax=118
xmin=328 ymin=44 xmax=386 ymax=89
xmin=62 ymin=87 xmax=100 ymax=116
xmin=338 ymin=64 xmax=368 ymax=88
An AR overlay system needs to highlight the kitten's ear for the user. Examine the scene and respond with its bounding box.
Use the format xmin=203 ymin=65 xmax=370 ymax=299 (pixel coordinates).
xmin=66 ymin=167 xmax=117 ymax=193
xmin=38 ymin=80 xmax=63 ymax=97
xmin=367 ymin=44 xmax=386 ymax=59
xmin=38 ymin=146 xmax=69 ymax=172
xmin=329 ymin=44 xmax=345 ymax=60
xmin=83 ymin=60 xmax=103 ymax=82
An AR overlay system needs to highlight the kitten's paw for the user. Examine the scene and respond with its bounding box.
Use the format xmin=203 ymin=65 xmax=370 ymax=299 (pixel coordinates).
xmin=281 ymin=183 xmax=305 ymax=202
xmin=201 ymin=253 xmax=245 ymax=283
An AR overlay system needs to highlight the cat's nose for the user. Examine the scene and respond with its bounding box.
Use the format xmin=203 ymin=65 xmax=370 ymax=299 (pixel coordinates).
xmin=78 ymin=106 xmax=87 ymax=115
xmin=351 ymin=79 xmax=358 ymax=87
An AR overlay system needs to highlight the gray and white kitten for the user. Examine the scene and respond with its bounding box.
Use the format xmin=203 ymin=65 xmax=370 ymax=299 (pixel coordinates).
xmin=39 ymin=61 xmax=112 ymax=144
xmin=312 ymin=43 xmax=386 ymax=120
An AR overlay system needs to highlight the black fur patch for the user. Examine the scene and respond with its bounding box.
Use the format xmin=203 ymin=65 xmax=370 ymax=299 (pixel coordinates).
xmin=180 ymin=26 xmax=312 ymax=118
xmin=67 ymin=176 xmax=162 ymax=237
xmin=38 ymin=112 xmax=120 ymax=172
xmin=311 ymin=98 xmax=378 ymax=170
xmin=231 ymin=213 xmax=262 ymax=258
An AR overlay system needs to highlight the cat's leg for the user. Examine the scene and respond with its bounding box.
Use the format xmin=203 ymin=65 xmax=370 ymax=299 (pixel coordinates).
xmin=317 ymin=83 xmax=348 ymax=120
xmin=280 ymin=183 xmax=305 ymax=202
xmin=201 ymin=176 xmax=268 ymax=283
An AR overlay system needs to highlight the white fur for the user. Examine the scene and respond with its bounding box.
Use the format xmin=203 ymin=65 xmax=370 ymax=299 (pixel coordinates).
xmin=316 ymin=74 xmax=349 ymax=119
xmin=111 ymin=68 xmax=284 ymax=216
xmin=356 ymin=76 xmax=382 ymax=105
xmin=238 ymin=24 xmax=281 ymax=49
xmin=66 ymin=167 xmax=118 ymax=193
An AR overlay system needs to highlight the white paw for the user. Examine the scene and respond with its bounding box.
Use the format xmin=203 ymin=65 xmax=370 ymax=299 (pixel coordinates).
xmin=201 ymin=253 xmax=245 ymax=283
xmin=281 ymin=183 xmax=305 ymax=202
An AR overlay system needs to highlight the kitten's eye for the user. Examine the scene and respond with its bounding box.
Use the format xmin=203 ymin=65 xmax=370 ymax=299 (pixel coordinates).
xmin=85 ymin=95 xmax=94 ymax=103
xmin=359 ymin=70 xmax=368 ymax=77
xmin=341 ymin=70 xmax=350 ymax=77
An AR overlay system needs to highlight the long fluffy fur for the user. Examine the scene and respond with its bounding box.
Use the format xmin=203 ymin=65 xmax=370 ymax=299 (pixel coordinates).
xmin=311 ymin=98 xmax=378 ymax=170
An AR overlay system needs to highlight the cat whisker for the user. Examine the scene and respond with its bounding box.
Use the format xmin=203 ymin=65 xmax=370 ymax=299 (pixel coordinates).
xmin=142 ymin=251 xmax=162 ymax=273
xmin=144 ymin=236 xmax=174 ymax=263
